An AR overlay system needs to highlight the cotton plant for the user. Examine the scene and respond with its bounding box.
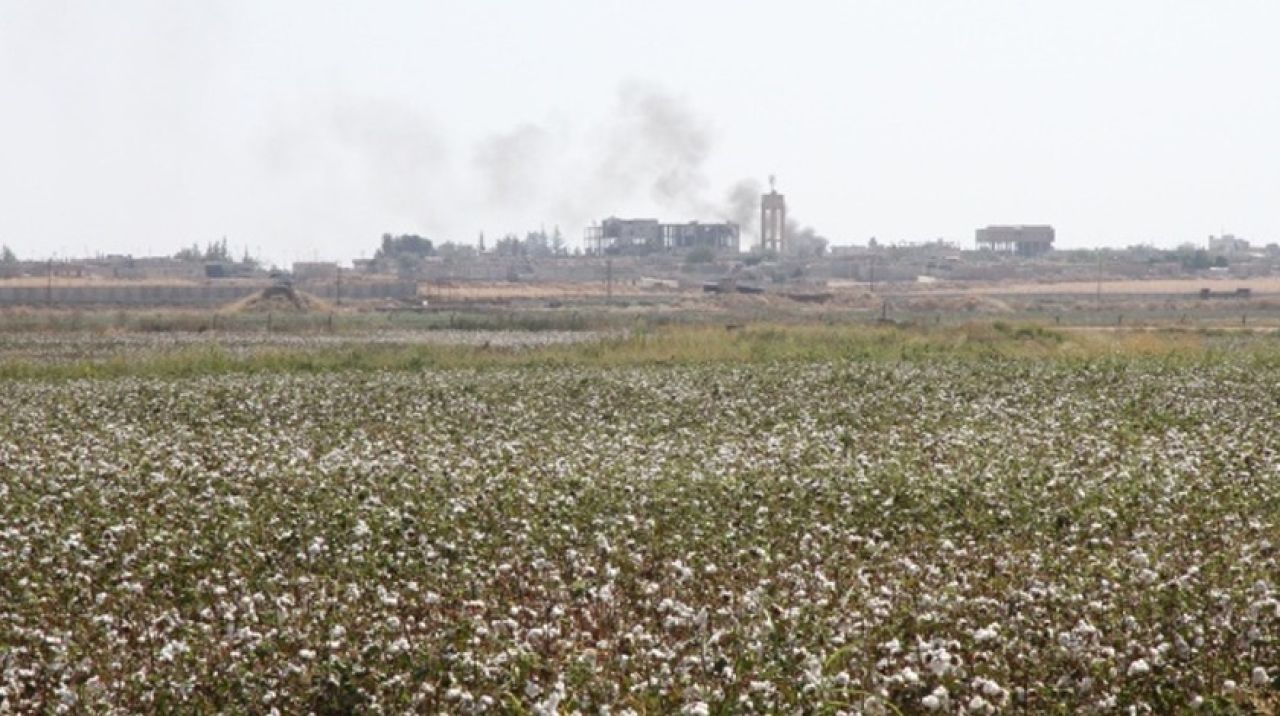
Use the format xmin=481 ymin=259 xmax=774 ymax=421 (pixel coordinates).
xmin=0 ymin=358 xmax=1278 ymax=712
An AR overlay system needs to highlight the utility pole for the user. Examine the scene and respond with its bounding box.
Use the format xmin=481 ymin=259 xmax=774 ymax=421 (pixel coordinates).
xmin=1096 ymin=248 xmax=1103 ymax=306
xmin=606 ymin=258 xmax=613 ymax=303
xmin=335 ymin=264 xmax=342 ymax=307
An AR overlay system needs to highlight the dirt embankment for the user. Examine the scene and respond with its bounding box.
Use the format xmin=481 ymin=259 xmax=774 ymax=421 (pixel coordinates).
xmin=225 ymin=286 xmax=332 ymax=313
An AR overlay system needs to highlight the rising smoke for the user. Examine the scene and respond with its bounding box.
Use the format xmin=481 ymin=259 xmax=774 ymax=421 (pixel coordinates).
xmin=473 ymin=123 xmax=554 ymax=207
xmin=599 ymin=80 xmax=714 ymax=214
xmin=785 ymin=220 xmax=829 ymax=256
xmin=263 ymin=80 xmax=825 ymax=248
xmin=723 ymin=178 xmax=763 ymax=233
xmin=329 ymin=99 xmax=450 ymax=219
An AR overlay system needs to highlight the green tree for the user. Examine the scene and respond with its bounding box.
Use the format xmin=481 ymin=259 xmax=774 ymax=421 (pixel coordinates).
xmin=437 ymin=242 xmax=477 ymax=261
xmin=524 ymin=229 xmax=550 ymax=257
xmin=494 ymin=234 xmax=523 ymax=257
xmin=174 ymin=239 xmax=234 ymax=262
xmin=204 ymin=237 xmax=231 ymax=262
xmin=374 ymin=234 xmax=435 ymax=262
xmin=1179 ymin=249 xmax=1212 ymax=270
xmin=174 ymin=243 xmax=201 ymax=261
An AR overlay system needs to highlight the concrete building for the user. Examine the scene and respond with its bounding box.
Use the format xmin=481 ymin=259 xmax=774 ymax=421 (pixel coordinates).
xmin=291 ymin=261 xmax=341 ymax=280
xmin=761 ymin=178 xmax=787 ymax=253
xmin=662 ymin=222 xmax=740 ymax=251
xmin=585 ymin=217 xmax=738 ymax=255
xmin=1208 ymin=234 xmax=1249 ymax=255
xmin=975 ymin=225 xmax=1055 ymax=256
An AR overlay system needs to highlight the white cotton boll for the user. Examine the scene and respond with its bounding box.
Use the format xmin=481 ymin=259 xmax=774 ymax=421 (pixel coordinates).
xmin=1222 ymin=680 xmax=1237 ymax=695
xmin=159 ymin=639 xmax=188 ymax=663
xmin=1174 ymin=634 xmax=1192 ymax=659
xmin=862 ymin=696 xmax=888 ymax=716
xmin=978 ymin=678 xmax=1006 ymax=700
xmin=534 ymin=681 xmax=565 ymax=716
xmin=1127 ymin=659 xmax=1151 ymax=677
xmin=921 ymin=686 xmax=948 ymax=711
xmin=926 ymin=648 xmax=959 ymax=678
xmin=973 ymin=623 xmax=999 ymax=643
xmin=968 ymin=695 xmax=990 ymax=713
xmin=82 ymin=677 xmax=103 ymax=697
xmin=1252 ymin=666 xmax=1269 ymax=687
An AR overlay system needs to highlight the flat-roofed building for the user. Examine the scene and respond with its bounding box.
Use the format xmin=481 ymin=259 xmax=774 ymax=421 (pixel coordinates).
xmin=1208 ymin=234 xmax=1249 ymax=255
xmin=585 ymin=217 xmax=738 ymax=255
xmin=975 ymin=225 xmax=1055 ymax=256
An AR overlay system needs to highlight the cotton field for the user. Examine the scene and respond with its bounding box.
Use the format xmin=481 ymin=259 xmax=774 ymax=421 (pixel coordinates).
xmin=2 ymin=359 xmax=1279 ymax=713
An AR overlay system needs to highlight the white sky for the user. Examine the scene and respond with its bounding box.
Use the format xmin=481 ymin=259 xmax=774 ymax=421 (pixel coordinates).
xmin=1 ymin=0 xmax=1277 ymax=265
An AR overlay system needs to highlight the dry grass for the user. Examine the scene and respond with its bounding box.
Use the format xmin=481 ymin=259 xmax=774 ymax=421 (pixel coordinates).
xmin=0 ymin=322 xmax=1274 ymax=381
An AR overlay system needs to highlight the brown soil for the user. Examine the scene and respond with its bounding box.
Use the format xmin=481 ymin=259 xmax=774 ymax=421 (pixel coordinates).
xmin=424 ymin=281 xmax=693 ymax=301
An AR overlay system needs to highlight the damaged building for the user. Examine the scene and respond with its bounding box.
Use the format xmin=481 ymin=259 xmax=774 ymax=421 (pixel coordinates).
xmin=975 ymin=225 xmax=1055 ymax=256
xmin=585 ymin=217 xmax=740 ymax=255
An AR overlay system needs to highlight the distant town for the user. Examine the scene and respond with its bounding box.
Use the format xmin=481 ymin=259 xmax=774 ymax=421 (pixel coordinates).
xmin=0 ymin=182 xmax=1274 ymax=312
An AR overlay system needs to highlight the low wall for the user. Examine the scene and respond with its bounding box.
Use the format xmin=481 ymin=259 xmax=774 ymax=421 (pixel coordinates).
xmin=296 ymin=281 xmax=419 ymax=303
xmin=0 ymin=281 xmax=418 ymax=307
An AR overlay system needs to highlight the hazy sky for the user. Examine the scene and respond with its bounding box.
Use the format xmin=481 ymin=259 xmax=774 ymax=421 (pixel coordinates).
xmin=1 ymin=1 xmax=1277 ymax=264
